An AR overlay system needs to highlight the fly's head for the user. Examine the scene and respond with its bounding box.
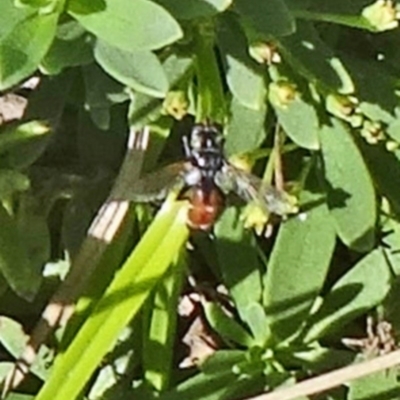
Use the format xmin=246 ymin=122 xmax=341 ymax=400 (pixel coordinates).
xmin=185 ymin=123 xmax=225 ymax=175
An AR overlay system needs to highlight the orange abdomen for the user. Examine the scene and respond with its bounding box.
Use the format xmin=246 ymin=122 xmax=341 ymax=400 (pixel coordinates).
xmin=187 ymin=187 xmax=223 ymax=230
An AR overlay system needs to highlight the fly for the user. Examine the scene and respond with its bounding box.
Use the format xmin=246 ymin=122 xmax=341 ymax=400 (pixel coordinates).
xmin=129 ymin=123 xmax=297 ymax=230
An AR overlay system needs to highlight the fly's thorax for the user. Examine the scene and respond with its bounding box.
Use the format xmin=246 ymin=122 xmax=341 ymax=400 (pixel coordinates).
xmin=184 ymin=167 xmax=202 ymax=186
xmin=191 ymin=150 xmax=224 ymax=173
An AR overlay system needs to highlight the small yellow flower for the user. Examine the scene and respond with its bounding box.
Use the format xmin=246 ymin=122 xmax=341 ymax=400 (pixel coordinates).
xmin=241 ymin=202 xmax=270 ymax=236
xmin=269 ymin=81 xmax=298 ymax=109
xmin=362 ymin=0 xmax=399 ymax=32
xmin=162 ymin=91 xmax=189 ymax=120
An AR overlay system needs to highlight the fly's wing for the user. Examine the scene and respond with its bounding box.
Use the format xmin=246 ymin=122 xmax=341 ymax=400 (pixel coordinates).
xmin=125 ymin=161 xmax=190 ymax=202
xmin=215 ymin=163 xmax=298 ymax=216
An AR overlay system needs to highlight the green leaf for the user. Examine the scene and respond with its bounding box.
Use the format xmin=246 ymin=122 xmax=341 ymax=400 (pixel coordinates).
xmin=217 ymin=14 xmax=267 ymax=110
xmin=0 ymin=170 xmax=29 ymax=199
xmin=160 ymin=351 xmax=247 ymax=400
xmin=349 ymin=367 xmax=400 ymax=400
xmin=0 ymin=205 xmax=42 ymax=301
xmin=143 ymin=258 xmax=184 ymax=390
xmin=270 ymin=83 xmax=320 ymax=150
xmin=94 ymin=40 xmax=169 ymax=98
xmin=162 ymin=53 xmax=193 ymax=86
xmin=235 ymin=0 xmax=295 ymax=37
xmin=36 ymin=200 xmax=189 ymax=400
xmin=154 ymin=0 xmax=231 ymax=19
xmin=0 ymin=120 xmax=50 ymax=156
xmin=358 ymin=142 xmax=400 ymax=218
xmin=303 ymin=248 xmax=392 ymax=343
xmin=278 ymin=22 xmax=354 ymax=94
xmin=387 ymin=117 xmax=400 ymax=143
xmin=0 ymin=0 xmax=32 ymax=39
xmin=225 ymin=97 xmax=267 ymax=156
xmin=4 ymin=394 xmax=35 ymax=400
xmin=319 ymin=118 xmax=376 ymax=251
xmin=241 ymin=302 xmax=270 ymax=346
xmin=41 ymin=30 xmax=93 ymax=75
xmin=67 ymin=0 xmax=183 ymax=52
xmin=0 ymin=10 xmax=58 ymax=90
xmin=203 ymin=301 xmax=254 ymax=347
xmin=214 ymin=208 xmax=263 ymax=314
xmin=263 ymin=192 xmax=336 ymax=343
xmin=290 ymin=345 xmax=356 ymax=372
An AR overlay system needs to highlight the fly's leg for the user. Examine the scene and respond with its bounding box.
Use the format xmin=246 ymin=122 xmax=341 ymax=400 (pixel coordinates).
xmin=182 ymin=135 xmax=191 ymax=158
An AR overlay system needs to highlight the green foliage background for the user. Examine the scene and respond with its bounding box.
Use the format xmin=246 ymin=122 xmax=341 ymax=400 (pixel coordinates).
xmin=1 ymin=0 xmax=400 ymax=399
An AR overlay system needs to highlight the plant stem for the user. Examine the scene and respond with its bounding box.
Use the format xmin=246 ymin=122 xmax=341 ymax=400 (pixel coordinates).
xmin=194 ymin=23 xmax=225 ymax=123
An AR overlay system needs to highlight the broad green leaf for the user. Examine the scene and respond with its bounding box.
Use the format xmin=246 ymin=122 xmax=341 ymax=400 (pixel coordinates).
xmin=94 ymin=40 xmax=169 ymax=98
xmin=387 ymin=117 xmax=400 ymax=143
xmin=0 ymin=170 xmax=29 ymax=199
xmin=303 ymin=248 xmax=391 ymax=343
xmin=217 ymin=14 xmax=267 ymax=110
xmin=290 ymin=345 xmax=356 ymax=372
xmin=203 ymin=301 xmax=254 ymax=347
xmin=0 ymin=0 xmax=32 ymax=39
xmin=160 ymin=351 xmax=247 ymax=400
xmin=0 ymin=10 xmax=58 ymax=90
xmin=0 ymin=205 xmax=42 ymax=301
xmin=241 ymin=302 xmax=269 ymax=346
xmin=225 ymin=97 xmax=267 ymax=156
xmin=270 ymin=83 xmax=320 ymax=150
xmin=154 ymin=0 xmax=231 ymax=19
xmin=319 ymin=118 xmax=376 ymax=251
xmin=278 ymin=22 xmax=354 ymax=94
xmin=162 ymin=53 xmax=193 ymax=86
xmin=41 ymin=31 xmax=93 ymax=75
xmin=36 ymin=201 xmax=189 ymax=400
xmin=0 ymin=121 xmax=50 ymax=156
xmin=127 ymin=54 xmax=193 ymax=129
xmin=380 ymin=218 xmax=400 ymax=276
xmin=349 ymin=367 xmax=400 ymax=400
xmin=235 ymin=0 xmax=295 ymax=37
xmin=263 ymin=192 xmax=336 ymax=343
xmin=359 ymin=142 xmax=400 ymax=217
xmin=214 ymin=207 xmax=263 ymax=314
xmin=67 ymin=0 xmax=183 ymax=52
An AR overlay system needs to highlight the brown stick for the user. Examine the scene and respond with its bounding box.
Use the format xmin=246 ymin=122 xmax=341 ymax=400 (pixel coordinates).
xmin=246 ymin=349 xmax=400 ymax=400
xmin=273 ymin=123 xmax=284 ymax=191
xmin=2 ymin=127 xmax=150 ymax=396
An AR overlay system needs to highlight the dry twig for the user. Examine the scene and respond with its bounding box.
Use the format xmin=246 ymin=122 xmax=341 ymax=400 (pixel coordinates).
xmin=246 ymin=348 xmax=400 ymax=400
